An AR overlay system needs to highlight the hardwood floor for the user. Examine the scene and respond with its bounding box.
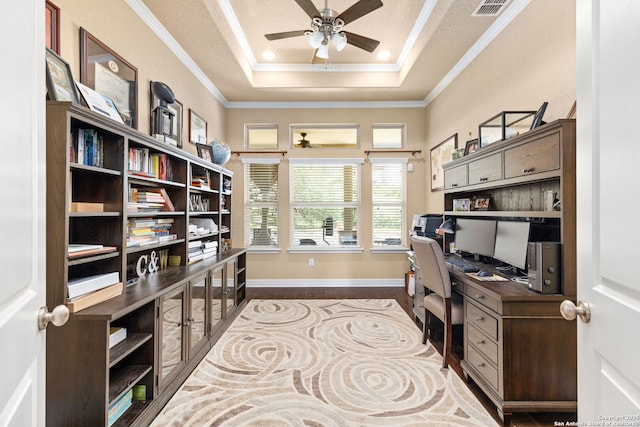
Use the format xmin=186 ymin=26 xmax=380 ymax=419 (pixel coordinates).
xmin=247 ymin=286 xmax=577 ymax=427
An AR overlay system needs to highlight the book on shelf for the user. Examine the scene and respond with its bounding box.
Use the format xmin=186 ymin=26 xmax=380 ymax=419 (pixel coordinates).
xmin=67 ymin=272 xmax=120 ymax=299
xmin=108 ymin=389 xmax=133 ymax=427
xmin=67 ymin=281 xmax=123 ymax=313
xmin=109 ymin=326 xmax=127 ymax=348
xmin=70 ymin=202 xmax=104 ymax=212
xmin=68 ymin=244 xmax=117 ymax=258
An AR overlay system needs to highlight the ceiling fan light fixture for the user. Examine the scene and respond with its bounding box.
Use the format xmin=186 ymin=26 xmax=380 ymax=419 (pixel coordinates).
xmin=316 ymin=43 xmax=330 ymax=59
xmin=332 ymin=32 xmax=347 ymax=51
xmin=307 ymin=31 xmax=324 ymax=49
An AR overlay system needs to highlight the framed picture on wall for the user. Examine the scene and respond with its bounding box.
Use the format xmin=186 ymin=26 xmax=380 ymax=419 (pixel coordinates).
xmin=45 ymin=1 xmax=59 ymax=53
xmin=80 ymin=27 xmax=138 ymax=128
xmin=189 ymin=109 xmax=207 ymax=145
xmin=430 ymin=133 xmax=458 ymax=191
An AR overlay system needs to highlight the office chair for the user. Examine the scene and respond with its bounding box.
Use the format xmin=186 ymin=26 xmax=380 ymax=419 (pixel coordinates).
xmin=410 ymin=235 xmax=464 ymax=368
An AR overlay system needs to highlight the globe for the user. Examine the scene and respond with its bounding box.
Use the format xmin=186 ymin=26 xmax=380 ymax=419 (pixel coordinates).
xmin=211 ymin=139 xmax=231 ymax=165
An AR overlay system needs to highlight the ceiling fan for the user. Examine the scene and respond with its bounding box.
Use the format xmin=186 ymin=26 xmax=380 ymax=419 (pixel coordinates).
xmin=297 ymin=132 xmax=312 ymax=148
xmin=265 ymin=0 xmax=383 ymax=60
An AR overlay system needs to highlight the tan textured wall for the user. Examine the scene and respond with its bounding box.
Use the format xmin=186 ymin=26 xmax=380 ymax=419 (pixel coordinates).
xmin=54 ymin=0 xmax=226 ymax=157
xmin=423 ymin=0 xmax=576 ymax=212
xmin=225 ymin=108 xmax=427 ymax=282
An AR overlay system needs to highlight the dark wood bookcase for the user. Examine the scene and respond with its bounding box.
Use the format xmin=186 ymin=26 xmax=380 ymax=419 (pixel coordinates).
xmin=45 ymin=102 xmax=247 ymax=426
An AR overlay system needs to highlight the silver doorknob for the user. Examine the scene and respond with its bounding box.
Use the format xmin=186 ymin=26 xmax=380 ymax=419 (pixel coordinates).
xmin=38 ymin=305 xmax=70 ymax=330
xmin=560 ymin=300 xmax=591 ymax=323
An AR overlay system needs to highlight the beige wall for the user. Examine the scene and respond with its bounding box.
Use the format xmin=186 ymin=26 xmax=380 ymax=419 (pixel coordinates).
xmin=54 ymin=0 xmax=226 ymax=157
xmin=422 ymin=0 xmax=576 ymax=212
xmin=225 ymin=108 xmax=427 ymax=283
xmin=55 ymin=0 xmax=575 ymax=285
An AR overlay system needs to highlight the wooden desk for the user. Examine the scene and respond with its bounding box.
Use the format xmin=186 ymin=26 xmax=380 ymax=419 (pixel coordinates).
xmin=449 ymin=263 xmax=577 ymax=426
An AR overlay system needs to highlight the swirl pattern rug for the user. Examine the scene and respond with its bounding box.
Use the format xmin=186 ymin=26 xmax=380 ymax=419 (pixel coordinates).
xmin=151 ymin=299 xmax=497 ymax=427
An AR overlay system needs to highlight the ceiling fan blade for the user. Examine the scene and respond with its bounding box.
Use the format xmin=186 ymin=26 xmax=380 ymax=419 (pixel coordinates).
xmin=265 ymin=30 xmax=308 ymax=41
xmin=295 ymin=0 xmax=320 ymax=19
xmin=336 ymin=0 xmax=383 ymax=25
xmin=343 ymin=31 xmax=380 ymax=52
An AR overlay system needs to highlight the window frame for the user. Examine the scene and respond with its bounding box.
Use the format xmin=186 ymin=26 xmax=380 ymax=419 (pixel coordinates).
xmin=372 ymin=123 xmax=406 ymax=149
xmin=243 ymin=157 xmax=280 ymax=252
xmin=370 ymin=157 xmax=409 ymax=252
xmin=290 ymin=124 xmax=360 ymax=149
xmin=289 ymin=158 xmax=364 ymax=253
xmin=244 ymin=124 xmax=279 ymax=150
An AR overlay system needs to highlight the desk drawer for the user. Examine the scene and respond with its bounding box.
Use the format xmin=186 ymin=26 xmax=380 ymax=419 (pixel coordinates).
xmin=464 ymin=286 xmax=499 ymax=313
xmin=466 ymin=302 xmax=498 ymax=341
xmin=467 ymin=322 xmax=498 ymax=365
xmin=466 ymin=345 xmax=499 ymax=392
xmin=504 ymin=132 xmax=560 ymax=179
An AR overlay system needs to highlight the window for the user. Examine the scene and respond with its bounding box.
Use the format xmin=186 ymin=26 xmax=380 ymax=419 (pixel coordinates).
xmin=372 ymin=124 xmax=405 ymax=148
xmin=371 ymin=158 xmax=407 ymax=247
xmin=243 ymin=158 xmax=279 ymax=248
xmin=290 ymin=124 xmax=359 ymax=149
xmin=290 ymin=158 xmax=362 ymax=248
xmin=245 ymin=124 xmax=278 ymax=149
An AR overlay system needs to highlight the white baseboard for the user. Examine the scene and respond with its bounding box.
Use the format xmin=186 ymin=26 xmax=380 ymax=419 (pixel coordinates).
xmin=246 ymin=278 xmax=404 ymax=288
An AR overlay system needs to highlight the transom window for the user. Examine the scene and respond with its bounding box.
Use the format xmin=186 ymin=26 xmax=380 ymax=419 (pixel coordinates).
xmin=245 ymin=124 xmax=278 ymax=149
xmin=290 ymin=124 xmax=359 ymax=149
xmin=372 ymin=124 xmax=405 ymax=149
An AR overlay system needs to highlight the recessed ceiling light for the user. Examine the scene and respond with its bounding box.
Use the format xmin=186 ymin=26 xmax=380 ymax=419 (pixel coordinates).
xmin=377 ymin=50 xmax=390 ymax=60
xmin=262 ymin=50 xmax=276 ymax=60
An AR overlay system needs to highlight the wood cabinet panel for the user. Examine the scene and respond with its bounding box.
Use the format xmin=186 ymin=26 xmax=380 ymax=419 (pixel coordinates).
xmin=444 ymin=164 xmax=467 ymax=190
xmin=468 ymin=152 xmax=502 ymax=185
xmin=503 ymin=133 xmax=560 ymax=179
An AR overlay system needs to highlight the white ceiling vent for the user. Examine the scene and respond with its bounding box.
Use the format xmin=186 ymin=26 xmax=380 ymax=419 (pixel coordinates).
xmin=471 ymin=0 xmax=512 ymax=17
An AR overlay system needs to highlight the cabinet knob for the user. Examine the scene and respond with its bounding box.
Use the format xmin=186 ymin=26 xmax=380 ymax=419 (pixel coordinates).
xmin=451 ymin=183 xmax=458 ymax=187
xmin=475 ymin=316 xmax=484 ymax=322
xmin=38 ymin=305 xmax=70 ymax=330
xmin=476 ymin=362 xmax=485 ymax=368
xmin=522 ymin=167 xmax=535 ymax=173
xmin=476 ymin=339 xmax=485 ymax=345
xmin=474 ymin=294 xmax=484 ymax=300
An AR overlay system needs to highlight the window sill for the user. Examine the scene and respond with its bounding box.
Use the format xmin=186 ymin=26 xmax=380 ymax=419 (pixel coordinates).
xmin=247 ymin=247 xmax=281 ymax=254
xmin=370 ymin=246 xmax=410 ymax=254
xmin=288 ymin=246 xmax=364 ymax=254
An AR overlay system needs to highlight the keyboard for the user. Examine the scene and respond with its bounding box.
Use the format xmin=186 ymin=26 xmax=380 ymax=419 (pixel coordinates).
xmin=445 ymin=257 xmax=480 ymax=273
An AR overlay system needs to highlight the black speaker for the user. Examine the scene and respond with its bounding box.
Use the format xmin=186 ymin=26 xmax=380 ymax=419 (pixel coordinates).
xmin=527 ymin=242 xmax=561 ymax=294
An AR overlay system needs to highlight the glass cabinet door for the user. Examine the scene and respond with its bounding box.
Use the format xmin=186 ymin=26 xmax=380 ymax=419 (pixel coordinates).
xmin=225 ymin=260 xmax=237 ymax=317
xmin=209 ymin=265 xmax=224 ymax=335
xmin=159 ymin=286 xmax=186 ymax=390
xmin=189 ymin=273 xmax=208 ymax=355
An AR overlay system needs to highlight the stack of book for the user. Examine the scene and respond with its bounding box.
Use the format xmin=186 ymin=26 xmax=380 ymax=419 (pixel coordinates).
xmin=109 ymin=326 xmax=127 ymax=348
xmin=68 ymin=243 xmax=117 ymax=258
xmin=148 ymin=153 xmax=170 ymax=180
xmin=188 ymin=240 xmax=204 ymax=264
xmin=202 ymin=240 xmax=218 ymax=260
xmin=67 ymin=272 xmax=122 ymax=313
xmin=108 ymin=389 xmax=133 ymax=427
xmin=128 ymin=188 xmax=175 ymax=213
xmin=126 ymin=218 xmax=177 ymax=247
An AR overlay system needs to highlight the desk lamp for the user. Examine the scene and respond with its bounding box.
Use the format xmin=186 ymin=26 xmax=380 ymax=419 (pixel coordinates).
xmin=436 ymin=218 xmax=456 ymax=252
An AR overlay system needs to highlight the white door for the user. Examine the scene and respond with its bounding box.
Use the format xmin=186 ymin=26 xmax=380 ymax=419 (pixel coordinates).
xmin=0 ymin=1 xmax=47 ymax=425
xmin=574 ymin=0 xmax=640 ymax=421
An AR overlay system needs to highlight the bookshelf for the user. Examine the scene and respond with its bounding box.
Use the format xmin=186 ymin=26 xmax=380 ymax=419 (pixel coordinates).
xmin=45 ymin=102 xmax=246 ymax=426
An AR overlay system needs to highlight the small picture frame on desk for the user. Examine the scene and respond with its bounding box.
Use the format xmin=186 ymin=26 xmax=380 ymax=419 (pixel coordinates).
xmin=453 ymin=198 xmax=471 ymax=211
xmin=474 ymin=197 xmax=490 ymax=211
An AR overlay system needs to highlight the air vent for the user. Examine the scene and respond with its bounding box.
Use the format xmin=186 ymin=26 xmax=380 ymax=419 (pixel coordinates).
xmin=472 ymin=0 xmax=511 ymax=17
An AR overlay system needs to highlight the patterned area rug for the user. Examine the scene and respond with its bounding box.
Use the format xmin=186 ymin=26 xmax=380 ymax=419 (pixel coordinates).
xmin=151 ymin=299 xmax=498 ymax=427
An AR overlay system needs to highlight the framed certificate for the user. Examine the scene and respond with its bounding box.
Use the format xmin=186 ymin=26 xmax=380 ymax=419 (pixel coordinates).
xmin=80 ymin=27 xmax=137 ymax=128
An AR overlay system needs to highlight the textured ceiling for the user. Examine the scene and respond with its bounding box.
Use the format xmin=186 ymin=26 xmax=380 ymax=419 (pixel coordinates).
xmin=137 ymin=0 xmax=528 ymax=105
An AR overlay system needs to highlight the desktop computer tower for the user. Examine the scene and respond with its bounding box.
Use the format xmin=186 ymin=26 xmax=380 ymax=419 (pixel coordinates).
xmin=527 ymin=242 xmax=561 ymax=294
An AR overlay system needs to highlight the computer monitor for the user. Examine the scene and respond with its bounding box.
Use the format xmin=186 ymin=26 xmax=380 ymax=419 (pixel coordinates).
xmin=454 ymin=218 xmax=497 ymax=259
xmin=493 ymin=220 xmax=531 ymax=271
